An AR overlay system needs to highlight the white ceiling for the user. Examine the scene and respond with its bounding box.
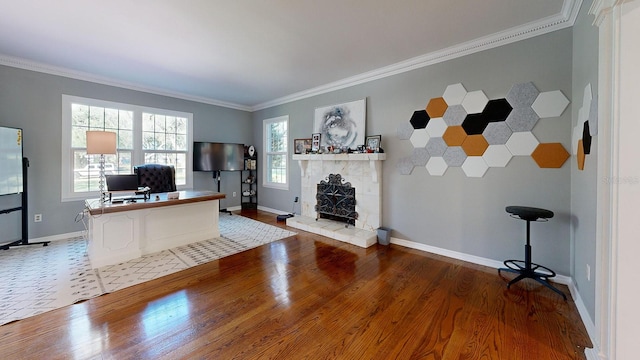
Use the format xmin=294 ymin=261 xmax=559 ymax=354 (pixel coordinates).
xmin=0 ymin=0 xmax=581 ymax=111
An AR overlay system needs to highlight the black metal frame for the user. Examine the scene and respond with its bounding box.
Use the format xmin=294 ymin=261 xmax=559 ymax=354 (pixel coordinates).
xmin=0 ymin=158 xmax=50 ymax=250
xmin=498 ymin=214 xmax=566 ymax=300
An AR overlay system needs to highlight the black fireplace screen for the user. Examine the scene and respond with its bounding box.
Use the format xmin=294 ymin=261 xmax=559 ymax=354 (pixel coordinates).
xmin=315 ymin=174 xmax=358 ymax=225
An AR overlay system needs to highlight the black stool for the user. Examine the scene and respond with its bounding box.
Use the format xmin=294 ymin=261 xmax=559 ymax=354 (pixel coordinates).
xmin=498 ymin=206 xmax=566 ymax=300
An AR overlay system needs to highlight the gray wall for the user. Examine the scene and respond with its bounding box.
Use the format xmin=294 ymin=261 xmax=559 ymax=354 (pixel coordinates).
xmin=0 ymin=65 xmax=252 ymax=242
xmin=253 ymin=28 xmax=575 ymax=276
xmin=571 ymin=0 xmax=599 ymax=321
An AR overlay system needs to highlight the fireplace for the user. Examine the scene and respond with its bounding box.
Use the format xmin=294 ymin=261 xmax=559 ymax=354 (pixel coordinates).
xmin=288 ymin=153 xmax=386 ymax=248
xmin=315 ymin=174 xmax=358 ymax=226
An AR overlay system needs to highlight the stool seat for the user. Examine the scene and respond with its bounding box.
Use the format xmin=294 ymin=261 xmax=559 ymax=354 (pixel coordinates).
xmin=499 ymin=205 xmax=566 ymax=300
xmin=506 ymin=206 xmax=554 ymax=221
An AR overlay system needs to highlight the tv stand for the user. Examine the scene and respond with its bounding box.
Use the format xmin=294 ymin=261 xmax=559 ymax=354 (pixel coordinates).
xmin=214 ymin=171 xmax=232 ymax=215
xmin=0 ymin=158 xmax=50 ymax=250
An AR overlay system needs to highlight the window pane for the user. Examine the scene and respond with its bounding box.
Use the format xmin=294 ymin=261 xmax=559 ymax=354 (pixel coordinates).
xmin=89 ymin=106 xmax=105 ymax=129
xmin=72 ymin=104 xmax=89 ymax=127
xmin=154 ymin=115 xmax=166 ymax=132
xmin=268 ymin=154 xmax=286 ymax=183
xmin=142 ymin=113 xmax=154 ymax=132
xmin=176 ymin=118 xmax=187 ymax=134
xmin=120 ymin=110 xmax=133 ymax=130
xmin=71 ymin=126 xmax=88 ymax=148
xmin=143 ymin=131 xmax=155 ymax=150
xmin=175 ymin=134 xmax=187 ymax=151
xmin=118 ymin=129 xmax=133 ymax=150
xmin=105 ymin=108 xmax=119 ymax=129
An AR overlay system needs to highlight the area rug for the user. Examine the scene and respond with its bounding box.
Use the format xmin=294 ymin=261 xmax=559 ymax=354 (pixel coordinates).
xmin=0 ymin=215 xmax=296 ymax=326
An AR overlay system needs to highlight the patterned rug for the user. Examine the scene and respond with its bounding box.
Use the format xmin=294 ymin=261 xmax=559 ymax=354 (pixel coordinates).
xmin=0 ymin=215 xmax=295 ymax=325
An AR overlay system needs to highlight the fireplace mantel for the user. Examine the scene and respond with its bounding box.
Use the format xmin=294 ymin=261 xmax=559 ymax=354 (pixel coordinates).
xmin=288 ymin=152 xmax=385 ymax=247
xmin=292 ymin=153 xmax=386 ymax=182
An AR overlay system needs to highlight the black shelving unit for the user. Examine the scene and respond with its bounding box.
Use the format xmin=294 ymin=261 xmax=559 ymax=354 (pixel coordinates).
xmin=241 ymin=151 xmax=257 ymax=210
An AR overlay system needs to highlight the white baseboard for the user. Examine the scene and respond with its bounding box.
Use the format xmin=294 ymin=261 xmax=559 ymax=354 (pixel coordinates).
xmin=390 ymin=235 xmax=599 ymax=358
xmin=27 ymin=230 xmax=86 ymax=243
xmin=257 ymin=205 xmax=290 ymax=215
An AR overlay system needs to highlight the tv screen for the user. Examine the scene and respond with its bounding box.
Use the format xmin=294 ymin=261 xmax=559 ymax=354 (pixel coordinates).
xmin=193 ymin=142 xmax=245 ymax=171
xmin=0 ymin=126 xmax=23 ymax=196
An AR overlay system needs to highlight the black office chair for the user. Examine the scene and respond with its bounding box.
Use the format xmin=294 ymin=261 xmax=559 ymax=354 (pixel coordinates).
xmin=498 ymin=206 xmax=567 ymax=300
xmin=134 ymin=164 xmax=177 ymax=194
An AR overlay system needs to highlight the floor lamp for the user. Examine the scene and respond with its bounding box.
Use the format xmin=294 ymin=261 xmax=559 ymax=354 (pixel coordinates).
xmin=86 ymin=130 xmax=117 ymax=203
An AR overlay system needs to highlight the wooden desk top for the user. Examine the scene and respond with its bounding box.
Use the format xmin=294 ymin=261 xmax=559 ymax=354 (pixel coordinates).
xmin=85 ymin=190 xmax=226 ymax=216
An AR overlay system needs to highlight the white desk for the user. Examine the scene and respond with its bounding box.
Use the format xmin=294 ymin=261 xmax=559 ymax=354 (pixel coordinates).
xmin=85 ymin=190 xmax=226 ymax=269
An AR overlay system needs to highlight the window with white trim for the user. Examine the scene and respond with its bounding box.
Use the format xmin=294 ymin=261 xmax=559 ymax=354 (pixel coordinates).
xmin=263 ymin=115 xmax=288 ymax=190
xmin=61 ymin=95 xmax=193 ymax=201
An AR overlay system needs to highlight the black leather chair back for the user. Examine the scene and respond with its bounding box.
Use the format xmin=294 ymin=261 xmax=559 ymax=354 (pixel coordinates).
xmin=134 ymin=164 xmax=177 ymax=193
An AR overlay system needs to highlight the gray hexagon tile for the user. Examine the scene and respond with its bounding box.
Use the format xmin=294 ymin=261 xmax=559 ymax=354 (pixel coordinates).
xmin=506 ymin=82 xmax=539 ymax=108
xmin=443 ymin=146 xmax=467 ymax=167
xmin=397 ymin=156 xmax=414 ymax=175
xmin=411 ymin=147 xmax=431 ymax=166
xmin=426 ymin=137 xmax=448 ymax=156
xmin=410 ymin=128 xmax=430 ymax=148
xmin=582 ymin=83 xmax=593 ymax=109
xmin=442 ymin=83 xmax=467 ymax=105
xmin=426 ymin=157 xmax=448 ymax=176
xmin=505 ymin=107 xmax=540 ymax=132
xmin=443 ymin=105 xmax=467 ymax=126
xmin=506 ymin=132 xmax=539 ymax=156
xmin=462 ymin=157 xmax=489 ymax=177
xmin=483 ymin=144 xmax=513 ymax=167
xmin=483 ymin=122 xmax=513 ymax=145
xmin=532 ymin=90 xmax=570 ymax=118
xmin=462 ymin=90 xmax=488 ymax=114
xmin=426 ymin=117 xmax=447 ymax=137
xmin=397 ymin=122 xmax=414 ymax=140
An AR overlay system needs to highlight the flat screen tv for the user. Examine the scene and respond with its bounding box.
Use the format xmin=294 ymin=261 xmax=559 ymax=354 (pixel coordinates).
xmin=193 ymin=142 xmax=245 ymax=171
xmin=0 ymin=126 xmax=23 ymax=196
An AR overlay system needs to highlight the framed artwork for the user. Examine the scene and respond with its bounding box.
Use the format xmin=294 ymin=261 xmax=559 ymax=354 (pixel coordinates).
xmin=294 ymin=138 xmax=312 ymax=154
xmin=366 ymin=135 xmax=382 ymax=150
xmin=311 ymin=133 xmax=321 ymax=151
xmin=314 ymin=99 xmax=366 ymax=150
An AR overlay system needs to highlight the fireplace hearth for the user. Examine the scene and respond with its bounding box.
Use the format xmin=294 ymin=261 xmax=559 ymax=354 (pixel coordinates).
xmin=315 ymin=174 xmax=358 ymax=226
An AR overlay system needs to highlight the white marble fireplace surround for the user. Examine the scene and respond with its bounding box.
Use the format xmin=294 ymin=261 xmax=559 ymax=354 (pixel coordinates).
xmin=287 ymin=153 xmax=386 ymax=247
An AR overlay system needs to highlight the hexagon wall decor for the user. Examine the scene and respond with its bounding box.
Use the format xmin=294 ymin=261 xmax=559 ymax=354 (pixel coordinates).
xmin=531 ymin=143 xmax=570 ymax=168
xmin=443 ymin=126 xmax=467 ymax=146
xmin=531 ymin=90 xmax=570 ymax=118
xmin=462 ymin=90 xmax=489 ymax=114
xmin=426 ymin=97 xmax=448 ymax=118
xmin=397 ymin=82 xmax=571 ymax=177
xmin=442 ymin=83 xmax=467 ymax=105
xmin=426 ymin=157 xmax=448 ymax=176
xmin=461 ymin=135 xmax=489 ymax=156
xmin=410 ymin=110 xmax=430 ymax=129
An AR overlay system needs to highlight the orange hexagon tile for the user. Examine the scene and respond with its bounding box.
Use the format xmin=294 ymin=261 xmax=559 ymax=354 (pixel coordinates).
xmin=577 ymin=139 xmax=585 ymax=170
xmin=426 ymin=97 xmax=448 ymax=118
xmin=531 ymin=143 xmax=570 ymax=168
xmin=462 ymin=134 xmax=489 ymax=156
xmin=443 ymin=125 xmax=467 ymax=146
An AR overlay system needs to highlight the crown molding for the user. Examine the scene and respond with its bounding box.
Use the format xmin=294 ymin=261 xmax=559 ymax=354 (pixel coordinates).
xmin=589 ymin=0 xmax=631 ymax=25
xmin=0 ymin=1 xmax=583 ymax=113
xmin=0 ymin=54 xmax=252 ymax=112
xmin=252 ymin=0 xmax=583 ymax=111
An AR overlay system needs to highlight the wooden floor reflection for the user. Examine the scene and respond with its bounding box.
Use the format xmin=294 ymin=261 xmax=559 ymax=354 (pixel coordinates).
xmin=0 ymin=210 xmax=591 ymax=359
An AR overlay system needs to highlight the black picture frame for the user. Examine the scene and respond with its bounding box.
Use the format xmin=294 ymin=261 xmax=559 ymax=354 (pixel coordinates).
xmin=311 ymin=133 xmax=321 ymax=151
xmin=366 ymin=135 xmax=381 ymax=150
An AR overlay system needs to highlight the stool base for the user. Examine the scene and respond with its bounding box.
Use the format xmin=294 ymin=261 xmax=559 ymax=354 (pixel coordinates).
xmin=499 ymin=260 xmax=567 ymax=300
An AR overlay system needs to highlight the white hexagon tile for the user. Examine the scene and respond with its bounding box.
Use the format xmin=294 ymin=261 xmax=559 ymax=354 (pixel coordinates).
xmin=531 ymin=90 xmax=569 ymax=118
xmin=461 ymin=90 xmax=489 ymax=114
xmin=506 ymin=132 xmax=539 ymax=156
xmin=442 ymin=83 xmax=467 ymax=105
xmin=462 ymin=157 xmax=489 ymax=178
xmin=426 ymin=157 xmax=448 ymax=176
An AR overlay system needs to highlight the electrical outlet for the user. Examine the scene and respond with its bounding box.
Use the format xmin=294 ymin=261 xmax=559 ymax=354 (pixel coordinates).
xmin=34 ymin=214 xmax=42 ymax=222
xmin=586 ymin=264 xmax=591 ymax=282
xmin=294 ymin=196 xmax=299 ymax=202
xmin=233 ymin=191 xmax=237 ymax=197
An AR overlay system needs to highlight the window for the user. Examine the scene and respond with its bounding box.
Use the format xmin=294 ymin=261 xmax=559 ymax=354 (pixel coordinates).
xmin=263 ymin=115 xmax=288 ymax=190
xmin=61 ymin=95 xmax=193 ymax=201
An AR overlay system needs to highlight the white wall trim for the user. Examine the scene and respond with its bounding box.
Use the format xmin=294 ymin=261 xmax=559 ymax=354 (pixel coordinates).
xmin=0 ymin=54 xmax=251 ymax=112
xmin=252 ymin=0 xmax=584 ymax=111
xmin=257 ymin=205 xmax=289 ymax=216
xmin=25 ymin=230 xmax=86 ymax=243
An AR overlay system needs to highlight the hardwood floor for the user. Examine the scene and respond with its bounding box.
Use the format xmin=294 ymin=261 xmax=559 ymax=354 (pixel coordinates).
xmin=0 ymin=209 xmax=591 ymax=359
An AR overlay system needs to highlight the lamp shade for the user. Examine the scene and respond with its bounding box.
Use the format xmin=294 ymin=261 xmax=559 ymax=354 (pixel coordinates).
xmin=86 ymin=131 xmax=117 ymax=155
